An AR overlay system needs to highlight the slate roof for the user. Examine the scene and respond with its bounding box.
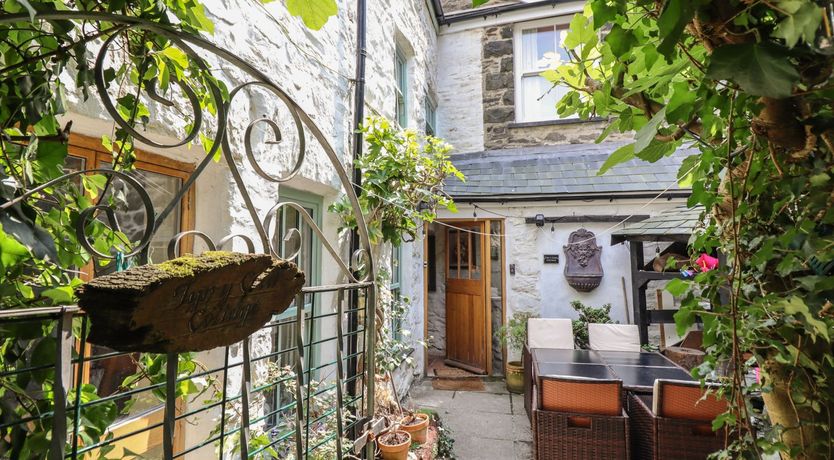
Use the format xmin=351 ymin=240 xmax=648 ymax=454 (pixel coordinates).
xmin=444 ymin=142 xmax=692 ymax=200
xmin=610 ymin=205 xmax=704 ymax=244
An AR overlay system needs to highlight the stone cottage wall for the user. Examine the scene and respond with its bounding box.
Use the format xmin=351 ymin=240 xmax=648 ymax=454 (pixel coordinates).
xmin=437 ymin=19 xmax=631 ymax=154
xmin=434 ymin=199 xmax=687 ymax=361
xmin=63 ymin=0 xmax=437 ymax=455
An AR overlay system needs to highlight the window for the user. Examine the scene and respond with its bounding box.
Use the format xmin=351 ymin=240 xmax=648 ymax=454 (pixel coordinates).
xmin=265 ymin=188 xmax=321 ymax=427
xmin=390 ymin=244 xmax=403 ymax=340
xmin=66 ymin=134 xmax=195 ymax=458
xmin=395 ymin=47 xmax=408 ymax=127
xmin=514 ymin=18 xmax=576 ymax=123
xmin=425 ymin=96 xmax=437 ymax=136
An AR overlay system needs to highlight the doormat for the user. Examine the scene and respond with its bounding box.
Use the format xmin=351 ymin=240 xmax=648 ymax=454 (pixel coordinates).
xmin=433 ymin=365 xmax=479 ymax=379
xmin=431 ymin=378 xmax=485 ymax=391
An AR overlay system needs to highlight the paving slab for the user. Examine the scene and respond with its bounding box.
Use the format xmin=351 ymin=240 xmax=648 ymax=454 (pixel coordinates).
xmin=448 ymin=390 xmax=512 ymax=415
xmin=443 ymin=411 xmax=516 ymax=441
xmin=408 ymin=379 xmax=533 ymax=459
xmin=515 ymin=440 xmax=534 ymax=460
xmin=454 ymin=436 xmax=515 ymax=460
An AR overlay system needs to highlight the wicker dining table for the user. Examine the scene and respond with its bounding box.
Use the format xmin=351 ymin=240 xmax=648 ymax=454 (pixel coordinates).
xmin=524 ymin=347 xmax=695 ymax=420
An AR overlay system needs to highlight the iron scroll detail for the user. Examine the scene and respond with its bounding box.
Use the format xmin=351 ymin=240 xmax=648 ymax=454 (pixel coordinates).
xmin=563 ymin=228 xmax=604 ymax=292
xmin=0 ymin=11 xmax=378 ymax=460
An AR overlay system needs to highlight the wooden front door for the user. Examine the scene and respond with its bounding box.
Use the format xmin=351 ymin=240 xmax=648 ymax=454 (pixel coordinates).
xmin=445 ymin=222 xmax=489 ymax=374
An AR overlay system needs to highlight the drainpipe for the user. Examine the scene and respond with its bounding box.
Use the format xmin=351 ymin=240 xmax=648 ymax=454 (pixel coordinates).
xmin=347 ymin=0 xmax=367 ymax=431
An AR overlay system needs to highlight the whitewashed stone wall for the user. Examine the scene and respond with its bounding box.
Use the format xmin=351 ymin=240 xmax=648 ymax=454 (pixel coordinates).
xmin=62 ymin=0 xmax=437 ymax=455
xmin=433 ymin=199 xmax=687 ymax=361
xmin=436 ymin=28 xmax=485 ymax=154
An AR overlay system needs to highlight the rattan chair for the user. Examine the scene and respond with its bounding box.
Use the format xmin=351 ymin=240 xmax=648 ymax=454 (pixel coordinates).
xmin=628 ymin=379 xmax=730 ymax=460
xmin=532 ymin=375 xmax=629 ymax=459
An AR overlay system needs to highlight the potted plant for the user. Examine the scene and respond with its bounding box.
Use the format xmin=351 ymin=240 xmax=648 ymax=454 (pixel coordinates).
xmin=569 ymin=300 xmax=613 ymax=349
xmin=495 ymin=311 xmax=538 ymax=393
xmin=400 ymin=411 xmax=430 ymax=444
xmin=377 ymin=428 xmax=412 ymax=460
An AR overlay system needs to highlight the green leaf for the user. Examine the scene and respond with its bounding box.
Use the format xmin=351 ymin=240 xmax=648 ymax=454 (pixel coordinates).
xmin=666 ymin=82 xmax=697 ymax=123
xmin=42 ymin=285 xmax=76 ymax=304
xmin=591 ymin=0 xmax=621 ymax=28
xmin=637 ymin=139 xmax=677 ymax=163
xmin=472 ymin=0 xmax=490 ymax=5
xmin=706 ymin=43 xmax=799 ymax=98
xmin=286 ymin=0 xmax=338 ymax=30
xmin=781 ymin=296 xmax=830 ymax=341
xmin=606 ymin=24 xmax=636 ymax=58
xmin=0 ymin=225 xmax=30 ymax=268
xmin=773 ymin=1 xmax=823 ymax=48
xmin=810 ymin=173 xmax=830 ymax=187
xmin=665 ymin=278 xmax=689 ymax=296
xmin=656 ymin=0 xmax=697 ymax=58
xmin=634 ymin=107 xmax=667 ymax=153
xmin=159 ymin=46 xmax=188 ymax=68
xmin=597 ymin=143 xmax=634 ymax=175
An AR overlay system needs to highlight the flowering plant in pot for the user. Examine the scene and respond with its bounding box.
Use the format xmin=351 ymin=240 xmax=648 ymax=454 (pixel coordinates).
xmin=495 ymin=310 xmax=538 ymax=393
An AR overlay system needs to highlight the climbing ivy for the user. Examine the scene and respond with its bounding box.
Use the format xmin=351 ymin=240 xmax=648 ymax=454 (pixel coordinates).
xmin=549 ymin=1 xmax=834 ymax=457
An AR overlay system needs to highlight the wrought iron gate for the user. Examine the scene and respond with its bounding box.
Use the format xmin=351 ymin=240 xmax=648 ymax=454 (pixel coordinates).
xmin=0 ymin=11 xmax=376 ymax=459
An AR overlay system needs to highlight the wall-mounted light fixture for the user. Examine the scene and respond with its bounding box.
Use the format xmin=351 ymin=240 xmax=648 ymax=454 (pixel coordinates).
xmin=534 ymin=214 xmax=545 ymax=227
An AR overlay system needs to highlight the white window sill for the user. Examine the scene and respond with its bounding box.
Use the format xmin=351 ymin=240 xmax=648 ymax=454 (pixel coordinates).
xmin=509 ymin=117 xmax=606 ymax=129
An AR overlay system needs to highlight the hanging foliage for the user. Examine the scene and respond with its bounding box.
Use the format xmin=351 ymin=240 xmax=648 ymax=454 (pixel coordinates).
xmin=550 ymin=1 xmax=834 ymax=457
xmin=330 ymin=115 xmax=463 ymax=246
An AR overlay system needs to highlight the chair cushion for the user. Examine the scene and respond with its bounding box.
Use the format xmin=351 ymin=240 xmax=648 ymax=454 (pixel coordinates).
xmin=653 ymin=379 xmax=728 ymax=421
xmin=528 ymin=318 xmax=574 ymax=349
xmin=588 ymin=323 xmax=641 ymax=352
xmin=540 ymin=375 xmax=622 ymax=416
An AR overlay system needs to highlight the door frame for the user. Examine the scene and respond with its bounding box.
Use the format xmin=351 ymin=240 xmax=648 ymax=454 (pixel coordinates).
xmin=423 ymin=218 xmax=506 ymax=376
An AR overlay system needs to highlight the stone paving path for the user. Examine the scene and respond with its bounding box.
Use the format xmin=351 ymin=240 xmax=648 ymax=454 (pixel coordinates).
xmin=406 ymin=380 xmax=533 ymax=460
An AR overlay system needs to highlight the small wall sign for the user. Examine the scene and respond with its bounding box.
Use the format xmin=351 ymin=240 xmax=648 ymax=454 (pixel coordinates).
xmin=77 ymin=251 xmax=305 ymax=353
xmin=543 ymin=254 xmax=560 ymax=264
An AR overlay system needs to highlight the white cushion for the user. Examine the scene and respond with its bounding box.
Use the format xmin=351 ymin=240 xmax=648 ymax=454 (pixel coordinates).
xmin=527 ymin=318 xmax=574 ymax=349
xmin=588 ymin=323 xmax=641 ymax=352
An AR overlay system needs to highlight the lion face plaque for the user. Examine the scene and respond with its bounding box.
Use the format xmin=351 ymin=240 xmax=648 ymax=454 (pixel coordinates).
xmin=76 ymin=251 xmax=305 ymax=353
xmin=563 ymin=229 xmax=603 ymax=292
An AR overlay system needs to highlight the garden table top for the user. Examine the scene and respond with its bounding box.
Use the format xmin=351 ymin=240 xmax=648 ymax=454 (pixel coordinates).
xmin=531 ymin=348 xmax=694 ymax=392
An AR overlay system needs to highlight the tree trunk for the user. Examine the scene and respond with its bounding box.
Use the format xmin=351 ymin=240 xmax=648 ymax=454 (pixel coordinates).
xmin=760 ymin=359 xmax=832 ymax=460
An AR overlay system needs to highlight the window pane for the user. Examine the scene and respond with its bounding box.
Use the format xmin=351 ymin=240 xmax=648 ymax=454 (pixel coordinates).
xmin=459 ymin=231 xmax=470 ymax=279
xmin=97 ymin=163 xmax=182 ymax=268
xmin=520 ymin=75 xmax=568 ymax=122
xmin=522 ymin=26 xmax=555 ymax=71
xmin=470 ymin=230 xmax=481 ymax=281
xmin=448 ymin=229 xmax=459 ymax=279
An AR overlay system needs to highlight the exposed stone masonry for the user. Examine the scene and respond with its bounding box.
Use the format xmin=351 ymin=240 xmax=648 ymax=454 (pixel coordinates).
xmin=480 ymin=25 xmax=624 ymax=150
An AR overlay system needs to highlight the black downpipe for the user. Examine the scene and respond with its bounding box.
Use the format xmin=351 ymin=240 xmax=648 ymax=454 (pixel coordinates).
xmin=347 ymin=0 xmax=367 ymax=436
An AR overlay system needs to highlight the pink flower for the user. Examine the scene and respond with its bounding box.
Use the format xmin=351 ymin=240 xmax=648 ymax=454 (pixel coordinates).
xmin=695 ymin=253 xmax=719 ymax=272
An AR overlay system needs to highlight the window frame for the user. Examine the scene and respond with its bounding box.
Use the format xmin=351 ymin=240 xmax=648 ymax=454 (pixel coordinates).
xmin=390 ymin=244 xmax=403 ymax=340
xmin=395 ymin=46 xmax=409 ymax=128
xmin=425 ymin=95 xmax=437 ymax=136
xmin=512 ymin=15 xmax=577 ymax=124
xmin=67 ymin=134 xmax=195 ymax=456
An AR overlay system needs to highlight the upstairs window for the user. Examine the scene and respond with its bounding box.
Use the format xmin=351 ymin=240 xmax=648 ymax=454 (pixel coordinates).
xmin=515 ymin=18 xmax=575 ymax=123
xmin=425 ymin=96 xmax=437 ymax=136
xmin=395 ymin=47 xmax=408 ymax=127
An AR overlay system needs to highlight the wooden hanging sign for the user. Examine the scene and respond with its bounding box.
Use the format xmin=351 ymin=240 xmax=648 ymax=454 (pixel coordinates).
xmin=76 ymin=251 xmax=305 ymax=353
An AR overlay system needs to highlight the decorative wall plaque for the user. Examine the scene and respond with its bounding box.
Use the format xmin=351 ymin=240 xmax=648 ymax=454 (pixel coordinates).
xmin=563 ymin=229 xmax=604 ymax=292
xmin=76 ymin=251 xmax=305 ymax=353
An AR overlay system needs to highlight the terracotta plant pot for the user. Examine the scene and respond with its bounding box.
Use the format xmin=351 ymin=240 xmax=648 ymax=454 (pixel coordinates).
xmin=505 ymin=360 xmax=524 ymax=394
xmin=400 ymin=412 xmax=430 ymax=444
xmin=377 ymin=430 xmax=412 ymax=460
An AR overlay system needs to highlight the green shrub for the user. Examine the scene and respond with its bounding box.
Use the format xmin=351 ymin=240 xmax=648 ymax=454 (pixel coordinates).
xmin=570 ymin=300 xmax=614 ymax=349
